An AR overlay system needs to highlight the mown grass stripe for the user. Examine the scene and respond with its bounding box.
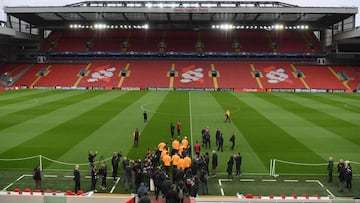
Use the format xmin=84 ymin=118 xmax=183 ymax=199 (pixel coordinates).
xmin=0 ymin=90 xmax=83 ymax=117
xmin=0 ymin=90 xmax=99 ymax=131
xmin=270 ymin=93 xmax=360 ymax=146
xmin=55 ymin=91 xmax=168 ymax=166
xmin=0 ymin=91 xmax=121 ymax=156
xmin=0 ymin=89 xmax=60 ymax=105
xmin=252 ymin=93 xmax=360 ymax=167
xmin=127 ymin=91 xmax=190 ymax=159
xmin=190 ymin=92 xmax=267 ymax=173
xmin=213 ymin=92 xmax=324 ymax=174
xmin=0 ymin=91 xmax=146 ymax=169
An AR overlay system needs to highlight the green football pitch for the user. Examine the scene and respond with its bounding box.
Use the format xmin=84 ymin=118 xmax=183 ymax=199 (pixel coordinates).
xmin=0 ymin=90 xmax=359 ymax=197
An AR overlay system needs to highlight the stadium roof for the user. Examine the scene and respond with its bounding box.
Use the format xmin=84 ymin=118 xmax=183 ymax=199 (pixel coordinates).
xmin=3 ymin=1 xmax=358 ymax=30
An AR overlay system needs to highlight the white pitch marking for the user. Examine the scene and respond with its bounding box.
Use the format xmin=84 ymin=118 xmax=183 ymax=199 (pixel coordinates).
xmin=326 ymin=189 xmax=335 ymax=197
xmin=16 ymin=175 xmax=25 ymax=181
xmin=3 ymin=183 xmax=13 ymax=191
xmin=262 ymin=179 xmax=277 ymax=182
xmin=305 ymin=180 xmax=324 ymax=187
xmin=284 ymin=180 xmax=299 ymax=182
xmin=220 ymin=188 xmax=224 ymax=196
xmin=110 ymin=177 xmax=120 ymax=194
xmin=44 ymin=175 xmax=58 ymax=178
xmin=240 ymin=179 xmax=255 ymax=182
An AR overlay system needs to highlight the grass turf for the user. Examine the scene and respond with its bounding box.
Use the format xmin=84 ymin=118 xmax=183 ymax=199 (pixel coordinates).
xmin=0 ymin=90 xmax=359 ymax=197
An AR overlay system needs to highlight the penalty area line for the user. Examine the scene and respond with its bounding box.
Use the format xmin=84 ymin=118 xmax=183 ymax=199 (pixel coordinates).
xmin=3 ymin=174 xmax=31 ymax=191
xmin=110 ymin=177 xmax=120 ymax=194
xmin=305 ymin=180 xmax=324 ymax=187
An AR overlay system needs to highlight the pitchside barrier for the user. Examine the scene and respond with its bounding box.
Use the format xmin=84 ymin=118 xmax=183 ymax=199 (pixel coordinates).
xmin=0 ymin=155 xmax=113 ymax=171
xmin=270 ymin=159 xmax=360 ymax=177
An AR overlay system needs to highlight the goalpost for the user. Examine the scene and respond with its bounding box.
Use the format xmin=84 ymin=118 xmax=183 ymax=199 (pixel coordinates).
xmin=270 ymin=159 xmax=360 ymax=177
xmin=0 ymin=155 xmax=113 ymax=171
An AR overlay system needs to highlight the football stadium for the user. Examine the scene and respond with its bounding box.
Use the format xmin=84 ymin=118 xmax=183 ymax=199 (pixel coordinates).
xmin=0 ymin=1 xmax=359 ymax=203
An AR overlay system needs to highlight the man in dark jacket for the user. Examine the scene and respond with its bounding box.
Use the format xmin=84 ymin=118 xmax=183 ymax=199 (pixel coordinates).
xmin=235 ymin=152 xmax=242 ymax=176
xmin=33 ymin=165 xmax=42 ymax=190
xmin=73 ymin=165 xmax=81 ymax=193
xmin=211 ymin=150 xmax=218 ymax=177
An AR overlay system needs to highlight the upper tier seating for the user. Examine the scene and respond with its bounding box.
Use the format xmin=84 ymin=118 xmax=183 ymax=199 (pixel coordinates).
xmin=42 ymin=30 xmax=322 ymax=53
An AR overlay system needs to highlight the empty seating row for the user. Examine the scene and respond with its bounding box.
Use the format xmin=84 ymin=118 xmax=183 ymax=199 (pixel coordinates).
xmin=8 ymin=61 xmax=359 ymax=91
xmin=43 ymin=30 xmax=321 ymax=53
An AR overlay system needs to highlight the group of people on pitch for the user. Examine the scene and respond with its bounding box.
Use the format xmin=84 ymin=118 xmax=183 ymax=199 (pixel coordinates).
xmin=328 ymin=157 xmax=353 ymax=192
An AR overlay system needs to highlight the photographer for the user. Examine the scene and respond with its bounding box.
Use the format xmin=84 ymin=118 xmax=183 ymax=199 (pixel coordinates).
xmin=112 ymin=152 xmax=122 ymax=182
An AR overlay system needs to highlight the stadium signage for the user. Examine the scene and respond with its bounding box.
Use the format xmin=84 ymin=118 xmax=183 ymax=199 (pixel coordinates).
xmin=269 ymin=88 xmax=295 ymax=92
xmin=121 ymin=87 xmax=141 ymax=91
xmin=147 ymin=87 xmax=174 ymax=91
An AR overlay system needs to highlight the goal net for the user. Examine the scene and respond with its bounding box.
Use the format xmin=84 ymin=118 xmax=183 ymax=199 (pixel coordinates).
xmin=270 ymin=159 xmax=360 ymax=177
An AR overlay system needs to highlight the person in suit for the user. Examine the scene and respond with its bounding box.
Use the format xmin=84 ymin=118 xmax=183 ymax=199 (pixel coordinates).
xmin=73 ymin=165 xmax=81 ymax=193
xmin=211 ymin=150 xmax=218 ymax=177
xmin=33 ymin=165 xmax=42 ymax=191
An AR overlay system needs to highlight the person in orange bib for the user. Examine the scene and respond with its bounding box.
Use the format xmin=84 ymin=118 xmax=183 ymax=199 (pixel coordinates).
xmin=172 ymin=138 xmax=180 ymax=155
xmin=177 ymin=157 xmax=185 ymax=170
xmin=183 ymin=154 xmax=192 ymax=170
xmin=158 ymin=141 xmax=166 ymax=152
xmin=172 ymin=153 xmax=180 ymax=168
xmin=181 ymin=137 xmax=188 ymax=148
xmin=225 ymin=109 xmax=231 ymax=123
xmin=162 ymin=151 xmax=171 ymax=176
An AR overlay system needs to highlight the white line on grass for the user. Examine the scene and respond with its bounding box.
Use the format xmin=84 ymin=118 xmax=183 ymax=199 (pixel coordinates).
xmin=284 ymin=180 xmax=299 ymax=182
xmin=262 ymin=179 xmax=277 ymax=182
xmin=16 ymin=175 xmax=25 ymax=181
xmin=3 ymin=174 xmax=32 ymax=191
xmin=188 ymin=91 xmax=194 ymax=158
xmin=220 ymin=188 xmax=224 ymax=196
xmin=110 ymin=177 xmax=120 ymax=194
xmin=64 ymin=175 xmax=74 ymax=178
xmin=240 ymin=179 xmax=255 ymax=182
xmin=326 ymin=189 xmax=335 ymax=197
xmin=305 ymin=180 xmax=324 ymax=187
xmin=3 ymin=183 xmax=13 ymax=191
xmin=44 ymin=175 xmax=58 ymax=178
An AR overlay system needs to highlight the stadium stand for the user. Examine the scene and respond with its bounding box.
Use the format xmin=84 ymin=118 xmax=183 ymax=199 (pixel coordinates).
xmin=120 ymin=61 xmax=172 ymax=89
xmin=48 ymin=30 xmax=93 ymax=52
xmin=33 ymin=64 xmax=88 ymax=87
xmin=89 ymin=31 xmax=128 ymax=51
xmin=1 ymin=0 xmax=360 ymax=201
xmin=295 ymin=65 xmax=349 ymax=90
xmin=76 ymin=61 xmax=125 ymax=89
xmin=211 ymin=62 xmax=259 ymax=89
xmin=253 ymin=62 xmax=307 ymax=90
xmin=235 ymin=31 xmax=273 ymax=53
